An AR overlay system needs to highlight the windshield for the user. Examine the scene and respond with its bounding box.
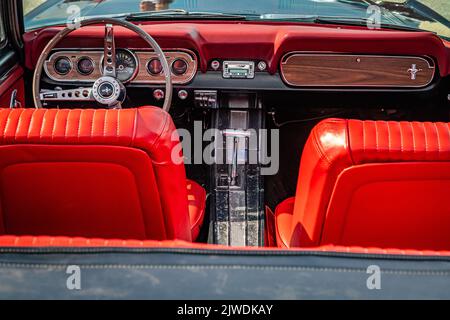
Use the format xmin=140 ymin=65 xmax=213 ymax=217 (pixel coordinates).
xmin=23 ymin=0 xmax=449 ymax=39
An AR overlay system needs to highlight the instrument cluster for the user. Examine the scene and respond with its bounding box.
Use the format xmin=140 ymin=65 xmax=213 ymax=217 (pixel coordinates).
xmin=45 ymin=49 xmax=197 ymax=85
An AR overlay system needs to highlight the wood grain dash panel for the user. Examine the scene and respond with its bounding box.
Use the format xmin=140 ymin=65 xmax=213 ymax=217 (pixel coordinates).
xmin=281 ymin=54 xmax=435 ymax=88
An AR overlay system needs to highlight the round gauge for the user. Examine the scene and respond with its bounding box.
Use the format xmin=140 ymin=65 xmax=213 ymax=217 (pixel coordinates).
xmin=147 ymin=58 xmax=163 ymax=75
xmin=77 ymin=57 xmax=94 ymax=75
xmin=54 ymin=57 xmax=72 ymax=75
xmin=114 ymin=50 xmax=137 ymax=82
xmin=172 ymin=59 xmax=188 ymax=75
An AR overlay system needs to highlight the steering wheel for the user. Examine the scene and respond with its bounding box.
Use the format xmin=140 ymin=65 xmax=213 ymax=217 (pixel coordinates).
xmin=33 ymin=18 xmax=173 ymax=111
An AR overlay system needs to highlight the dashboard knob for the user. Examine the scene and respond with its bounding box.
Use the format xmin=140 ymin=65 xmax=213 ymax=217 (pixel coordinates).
xmin=257 ymin=61 xmax=267 ymax=71
xmin=178 ymin=90 xmax=189 ymax=100
xmin=153 ymin=89 xmax=165 ymax=101
xmin=211 ymin=60 xmax=221 ymax=71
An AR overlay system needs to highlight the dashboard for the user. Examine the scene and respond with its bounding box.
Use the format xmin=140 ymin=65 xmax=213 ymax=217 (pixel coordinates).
xmin=24 ymin=22 xmax=450 ymax=99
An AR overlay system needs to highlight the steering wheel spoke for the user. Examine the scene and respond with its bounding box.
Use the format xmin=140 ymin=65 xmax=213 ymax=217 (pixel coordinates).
xmin=40 ymin=88 xmax=95 ymax=102
xmin=103 ymin=24 xmax=117 ymax=78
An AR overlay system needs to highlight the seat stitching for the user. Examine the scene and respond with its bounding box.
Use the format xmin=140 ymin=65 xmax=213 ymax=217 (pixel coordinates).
xmin=103 ymin=110 xmax=107 ymax=138
xmin=345 ymin=120 xmax=355 ymax=165
xmin=410 ymin=122 xmax=416 ymax=155
xmin=311 ymin=128 xmax=332 ymax=165
xmin=362 ymin=121 xmax=365 ymax=155
xmin=0 ymin=111 xmax=9 ymax=143
xmin=51 ymin=110 xmax=57 ymax=142
xmin=386 ymin=121 xmax=391 ymax=155
xmin=65 ymin=110 xmax=70 ymax=139
xmin=11 ymin=110 xmax=18 ymax=141
xmin=39 ymin=109 xmax=47 ymax=139
xmin=131 ymin=109 xmax=138 ymax=147
xmin=14 ymin=109 xmax=24 ymax=141
xmin=152 ymin=110 xmax=170 ymax=149
xmin=26 ymin=110 xmax=33 ymax=139
xmin=447 ymin=123 xmax=450 ymax=154
xmin=77 ymin=110 xmax=82 ymax=141
xmin=398 ymin=122 xmax=404 ymax=152
xmin=91 ymin=109 xmax=96 ymax=138
xmin=116 ymin=110 xmax=120 ymax=139
xmin=434 ymin=122 xmax=441 ymax=157
xmin=374 ymin=121 xmax=379 ymax=155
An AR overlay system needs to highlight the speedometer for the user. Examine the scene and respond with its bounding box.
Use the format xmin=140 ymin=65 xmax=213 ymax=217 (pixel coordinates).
xmin=103 ymin=49 xmax=138 ymax=83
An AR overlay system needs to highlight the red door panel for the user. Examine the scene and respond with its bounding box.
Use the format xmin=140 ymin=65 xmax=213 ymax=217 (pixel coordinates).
xmin=0 ymin=66 xmax=24 ymax=108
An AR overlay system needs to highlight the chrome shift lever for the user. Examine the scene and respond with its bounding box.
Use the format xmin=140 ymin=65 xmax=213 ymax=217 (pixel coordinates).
xmin=223 ymin=129 xmax=251 ymax=187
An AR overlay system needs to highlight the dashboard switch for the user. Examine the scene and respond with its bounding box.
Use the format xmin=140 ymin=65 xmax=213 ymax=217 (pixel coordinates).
xmin=194 ymin=90 xmax=218 ymax=108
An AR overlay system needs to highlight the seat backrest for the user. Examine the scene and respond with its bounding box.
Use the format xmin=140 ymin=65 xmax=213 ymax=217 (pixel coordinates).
xmin=0 ymin=107 xmax=192 ymax=241
xmin=289 ymin=118 xmax=450 ymax=250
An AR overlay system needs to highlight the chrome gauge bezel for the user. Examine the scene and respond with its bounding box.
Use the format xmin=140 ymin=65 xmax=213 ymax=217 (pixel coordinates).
xmin=76 ymin=56 xmax=95 ymax=76
xmin=53 ymin=56 xmax=73 ymax=76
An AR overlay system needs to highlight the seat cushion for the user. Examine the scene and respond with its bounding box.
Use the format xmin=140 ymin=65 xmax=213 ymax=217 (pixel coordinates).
xmin=280 ymin=118 xmax=450 ymax=249
xmin=275 ymin=197 xmax=295 ymax=248
xmin=187 ymin=180 xmax=207 ymax=240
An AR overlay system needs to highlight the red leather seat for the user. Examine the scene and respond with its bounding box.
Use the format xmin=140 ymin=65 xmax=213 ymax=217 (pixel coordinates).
xmin=276 ymin=119 xmax=450 ymax=250
xmin=0 ymin=107 xmax=205 ymax=241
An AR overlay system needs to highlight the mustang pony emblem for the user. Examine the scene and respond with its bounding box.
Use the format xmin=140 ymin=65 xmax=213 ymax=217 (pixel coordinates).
xmin=407 ymin=64 xmax=422 ymax=80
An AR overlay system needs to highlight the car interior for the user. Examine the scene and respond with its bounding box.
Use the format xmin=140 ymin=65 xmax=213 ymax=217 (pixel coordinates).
xmin=0 ymin=0 xmax=450 ymax=258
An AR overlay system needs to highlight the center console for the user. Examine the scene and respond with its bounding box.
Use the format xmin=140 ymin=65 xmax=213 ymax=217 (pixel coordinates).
xmin=196 ymin=90 xmax=265 ymax=246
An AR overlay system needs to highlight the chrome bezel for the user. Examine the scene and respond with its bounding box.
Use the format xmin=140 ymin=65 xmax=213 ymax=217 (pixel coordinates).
xmin=146 ymin=58 xmax=163 ymax=76
xmin=171 ymin=58 xmax=188 ymax=76
xmin=76 ymin=56 xmax=95 ymax=76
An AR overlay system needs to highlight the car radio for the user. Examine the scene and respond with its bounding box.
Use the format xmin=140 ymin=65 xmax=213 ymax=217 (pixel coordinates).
xmin=223 ymin=61 xmax=255 ymax=79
